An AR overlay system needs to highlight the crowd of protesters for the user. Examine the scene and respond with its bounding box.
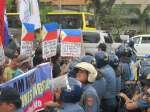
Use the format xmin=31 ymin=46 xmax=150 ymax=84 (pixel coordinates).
xmin=0 ymin=39 xmax=150 ymax=112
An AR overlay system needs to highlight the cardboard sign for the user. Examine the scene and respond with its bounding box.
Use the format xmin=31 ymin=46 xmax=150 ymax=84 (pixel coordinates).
xmin=42 ymin=39 xmax=57 ymax=59
xmin=61 ymin=42 xmax=81 ymax=57
xmin=21 ymin=41 xmax=33 ymax=57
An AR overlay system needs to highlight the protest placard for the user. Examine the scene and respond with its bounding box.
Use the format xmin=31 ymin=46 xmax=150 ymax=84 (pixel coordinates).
xmin=42 ymin=39 xmax=57 ymax=59
xmin=61 ymin=42 xmax=81 ymax=57
xmin=60 ymin=29 xmax=82 ymax=57
xmin=0 ymin=63 xmax=53 ymax=112
xmin=20 ymin=23 xmax=34 ymax=57
xmin=21 ymin=41 xmax=33 ymax=57
xmin=42 ymin=23 xmax=59 ymax=59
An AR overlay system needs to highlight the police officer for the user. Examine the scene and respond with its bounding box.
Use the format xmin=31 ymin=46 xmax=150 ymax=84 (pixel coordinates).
xmin=0 ymin=87 xmax=22 ymax=112
xmin=98 ymin=43 xmax=107 ymax=52
xmin=95 ymin=51 xmax=117 ymax=112
xmin=75 ymin=62 xmax=100 ymax=112
xmin=80 ymin=55 xmax=106 ymax=111
xmin=116 ymin=46 xmax=135 ymax=93
xmin=45 ymin=77 xmax=84 ymax=112
xmin=109 ymin=54 xmax=121 ymax=94
xmin=127 ymin=39 xmax=137 ymax=62
xmin=80 ymin=55 xmax=96 ymax=67
xmin=68 ymin=54 xmax=96 ymax=78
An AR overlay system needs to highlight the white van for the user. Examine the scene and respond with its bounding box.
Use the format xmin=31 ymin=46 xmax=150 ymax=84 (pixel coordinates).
xmin=82 ymin=30 xmax=120 ymax=55
xmin=132 ymin=34 xmax=150 ymax=57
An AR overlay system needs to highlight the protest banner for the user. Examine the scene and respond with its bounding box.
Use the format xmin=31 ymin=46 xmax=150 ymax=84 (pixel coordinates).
xmin=19 ymin=0 xmax=41 ymax=30
xmin=0 ymin=63 xmax=53 ymax=112
xmin=60 ymin=29 xmax=82 ymax=57
xmin=42 ymin=23 xmax=59 ymax=59
xmin=21 ymin=23 xmax=34 ymax=57
xmin=0 ymin=1 xmax=5 ymax=65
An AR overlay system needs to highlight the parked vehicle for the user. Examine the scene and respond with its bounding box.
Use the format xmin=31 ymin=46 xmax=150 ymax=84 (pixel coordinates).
xmin=82 ymin=30 xmax=121 ymax=55
xmin=131 ymin=34 xmax=150 ymax=57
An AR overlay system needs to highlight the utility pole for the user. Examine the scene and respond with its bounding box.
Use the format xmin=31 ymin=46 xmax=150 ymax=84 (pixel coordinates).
xmin=59 ymin=0 xmax=62 ymax=10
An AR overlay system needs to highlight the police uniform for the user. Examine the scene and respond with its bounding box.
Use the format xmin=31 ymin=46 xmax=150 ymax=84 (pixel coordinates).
xmin=92 ymin=71 xmax=106 ymax=111
xmin=59 ymin=103 xmax=85 ymax=112
xmin=80 ymin=84 xmax=100 ymax=112
xmin=100 ymin=65 xmax=117 ymax=112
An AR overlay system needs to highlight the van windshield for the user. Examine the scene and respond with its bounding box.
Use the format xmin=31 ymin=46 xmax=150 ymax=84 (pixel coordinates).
xmin=83 ymin=32 xmax=100 ymax=43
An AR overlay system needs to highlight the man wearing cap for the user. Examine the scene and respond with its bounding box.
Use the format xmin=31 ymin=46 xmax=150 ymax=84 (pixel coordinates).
xmin=13 ymin=55 xmax=31 ymax=78
xmin=119 ymin=74 xmax=150 ymax=111
xmin=0 ymin=87 xmax=22 ymax=112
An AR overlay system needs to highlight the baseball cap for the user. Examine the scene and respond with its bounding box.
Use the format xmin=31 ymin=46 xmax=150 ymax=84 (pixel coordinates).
xmin=0 ymin=87 xmax=22 ymax=109
xmin=17 ymin=55 xmax=31 ymax=65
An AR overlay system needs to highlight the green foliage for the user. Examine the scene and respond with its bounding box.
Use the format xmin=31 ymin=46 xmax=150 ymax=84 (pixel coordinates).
xmin=7 ymin=0 xmax=17 ymax=12
xmin=88 ymin=0 xmax=116 ymax=28
xmin=39 ymin=3 xmax=53 ymax=24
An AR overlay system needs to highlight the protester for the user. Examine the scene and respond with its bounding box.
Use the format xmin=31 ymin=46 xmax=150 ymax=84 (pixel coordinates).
xmin=33 ymin=47 xmax=44 ymax=67
xmin=119 ymin=73 xmax=150 ymax=111
xmin=95 ymin=51 xmax=117 ymax=112
xmin=3 ymin=55 xmax=19 ymax=81
xmin=0 ymin=65 xmax=5 ymax=83
xmin=14 ymin=55 xmax=31 ymax=77
xmin=44 ymin=77 xmax=84 ymax=112
xmin=74 ymin=62 xmax=100 ymax=112
xmin=51 ymin=54 xmax=61 ymax=78
xmin=0 ymin=87 xmax=22 ymax=112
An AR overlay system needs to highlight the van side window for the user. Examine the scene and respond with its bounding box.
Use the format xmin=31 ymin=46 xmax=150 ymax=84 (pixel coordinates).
xmin=133 ymin=37 xmax=140 ymax=44
xmin=83 ymin=32 xmax=100 ymax=43
xmin=141 ymin=37 xmax=150 ymax=43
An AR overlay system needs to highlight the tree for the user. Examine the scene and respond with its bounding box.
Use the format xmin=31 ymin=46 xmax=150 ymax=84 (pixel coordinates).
xmin=87 ymin=0 xmax=116 ymax=28
xmin=39 ymin=2 xmax=53 ymax=24
xmin=7 ymin=0 xmax=17 ymax=12
xmin=119 ymin=4 xmax=150 ymax=33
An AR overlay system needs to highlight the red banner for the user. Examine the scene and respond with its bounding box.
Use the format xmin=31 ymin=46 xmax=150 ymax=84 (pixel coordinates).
xmin=0 ymin=1 xmax=6 ymax=46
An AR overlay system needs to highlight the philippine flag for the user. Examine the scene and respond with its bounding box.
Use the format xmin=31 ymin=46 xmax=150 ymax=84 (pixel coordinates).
xmin=42 ymin=23 xmax=59 ymax=41
xmin=60 ymin=29 xmax=82 ymax=43
xmin=21 ymin=23 xmax=34 ymax=41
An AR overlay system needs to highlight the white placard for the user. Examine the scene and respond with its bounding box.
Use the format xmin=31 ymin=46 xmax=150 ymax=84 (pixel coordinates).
xmin=42 ymin=39 xmax=57 ymax=59
xmin=61 ymin=42 xmax=81 ymax=57
xmin=0 ymin=47 xmax=5 ymax=65
xmin=20 ymin=41 xmax=33 ymax=57
xmin=50 ymin=75 xmax=68 ymax=90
